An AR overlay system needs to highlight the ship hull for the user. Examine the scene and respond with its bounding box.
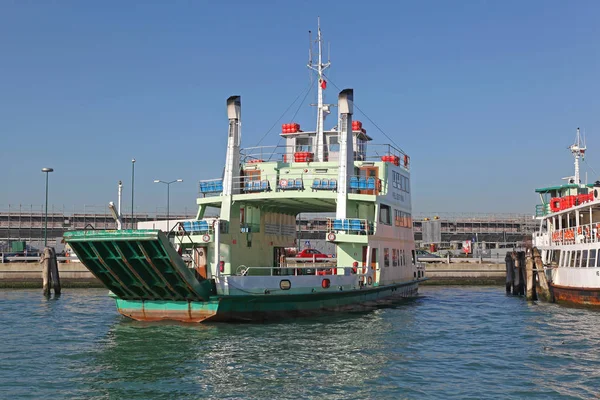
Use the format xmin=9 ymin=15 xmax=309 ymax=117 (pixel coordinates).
xmin=115 ymin=279 xmax=423 ymax=323
xmin=549 ymin=283 xmax=600 ymax=307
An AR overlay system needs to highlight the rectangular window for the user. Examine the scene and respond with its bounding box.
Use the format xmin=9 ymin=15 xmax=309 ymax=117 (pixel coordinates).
xmin=392 ymin=249 xmax=398 ymax=267
xmin=384 ymin=248 xmax=390 ymax=267
xmin=295 ymin=137 xmax=313 ymax=152
xmin=591 ymin=249 xmax=597 ymax=268
xmin=553 ymin=250 xmax=561 ymax=265
xmin=571 ymin=251 xmax=578 ymax=268
xmin=582 ymin=250 xmax=589 ymax=267
xmin=379 ymin=204 xmax=391 ymax=225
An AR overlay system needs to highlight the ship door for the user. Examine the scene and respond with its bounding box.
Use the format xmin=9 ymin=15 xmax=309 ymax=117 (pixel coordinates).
xmin=194 ymin=247 xmax=208 ymax=279
xmin=273 ymin=247 xmax=286 ymax=276
xmin=360 ymin=166 xmax=379 ymax=195
xmin=362 ymin=246 xmax=378 ymax=284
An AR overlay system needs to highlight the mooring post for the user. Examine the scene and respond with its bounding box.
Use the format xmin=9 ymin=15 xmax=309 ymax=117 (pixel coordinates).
xmin=518 ymin=251 xmax=526 ymax=295
xmin=525 ymin=248 xmax=536 ymax=300
xmin=511 ymin=252 xmax=520 ymax=295
xmin=505 ymin=251 xmax=513 ymax=293
xmin=40 ymin=247 xmax=61 ymax=296
xmin=49 ymin=247 xmax=61 ymax=295
xmin=533 ymin=247 xmax=553 ymax=302
xmin=41 ymin=248 xmax=51 ymax=296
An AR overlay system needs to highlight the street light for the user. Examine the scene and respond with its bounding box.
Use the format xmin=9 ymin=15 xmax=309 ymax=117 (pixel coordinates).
xmin=41 ymin=167 xmax=54 ymax=247
xmin=131 ymin=158 xmax=136 ymax=229
xmin=154 ymin=179 xmax=183 ymax=232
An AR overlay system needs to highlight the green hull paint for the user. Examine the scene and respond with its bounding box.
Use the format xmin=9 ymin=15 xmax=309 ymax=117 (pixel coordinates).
xmin=115 ymin=279 xmax=425 ymax=322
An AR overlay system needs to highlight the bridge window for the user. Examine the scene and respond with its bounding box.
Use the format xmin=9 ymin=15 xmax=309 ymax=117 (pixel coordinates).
xmin=379 ymin=204 xmax=391 ymax=225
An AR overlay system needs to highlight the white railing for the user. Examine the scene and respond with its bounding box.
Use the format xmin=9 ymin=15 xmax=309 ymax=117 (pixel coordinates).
xmin=550 ymin=223 xmax=600 ymax=245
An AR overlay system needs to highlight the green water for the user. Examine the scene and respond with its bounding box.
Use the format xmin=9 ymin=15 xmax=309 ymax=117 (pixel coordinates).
xmin=1 ymin=287 xmax=599 ymax=399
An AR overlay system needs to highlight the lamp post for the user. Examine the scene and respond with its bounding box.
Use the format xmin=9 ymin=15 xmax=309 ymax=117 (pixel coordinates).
xmin=131 ymin=158 xmax=136 ymax=229
xmin=42 ymin=168 xmax=54 ymax=247
xmin=153 ymin=179 xmax=183 ymax=232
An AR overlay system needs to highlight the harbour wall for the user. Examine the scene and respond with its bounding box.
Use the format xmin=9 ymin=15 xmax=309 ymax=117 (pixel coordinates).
xmin=0 ymin=261 xmax=505 ymax=288
xmin=422 ymin=261 xmax=505 ymax=285
xmin=0 ymin=262 xmax=101 ymax=288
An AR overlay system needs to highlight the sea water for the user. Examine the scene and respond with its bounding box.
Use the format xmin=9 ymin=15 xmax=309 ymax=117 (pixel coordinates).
xmin=1 ymin=286 xmax=599 ymax=399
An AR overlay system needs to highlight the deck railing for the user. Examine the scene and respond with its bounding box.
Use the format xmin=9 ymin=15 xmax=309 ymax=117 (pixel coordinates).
xmin=550 ymin=223 xmax=600 ymax=245
xmin=239 ymin=143 xmax=410 ymax=169
xmin=198 ymin=174 xmax=384 ymax=197
xmin=326 ymin=218 xmax=374 ymax=235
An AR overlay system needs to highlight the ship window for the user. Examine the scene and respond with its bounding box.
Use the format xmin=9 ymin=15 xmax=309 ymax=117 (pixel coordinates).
xmin=571 ymin=251 xmax=578 ymax=268
xmin=295 ymin=137 xmax=313 ymax=153
xmin=589 ymin=249 xmax=596 ymax=268
xmin=328 ymin=136 xmax=339 ymax=153
xmin=392 ymin=249 xmax=398 ymax=267
xmin=379 ymin=204 xmax=391 ymax=225
xmin=551 ymin=250 xmax=560 ymax=266
xmin=582 ymin=250 xmax=589 ymax=267
xmin=384 ymin=248 xmax=390 ymax=267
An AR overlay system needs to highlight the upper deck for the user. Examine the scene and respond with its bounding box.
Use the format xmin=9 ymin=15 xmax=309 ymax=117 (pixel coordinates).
xmin=197 ymin=142 xmax=412 ymax=214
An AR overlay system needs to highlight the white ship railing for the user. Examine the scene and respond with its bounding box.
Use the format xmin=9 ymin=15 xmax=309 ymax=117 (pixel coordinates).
xmin=549 ymin=223 xmax=600 ymax=245
xmin=239 ymin=143 xmax=409 ymax=169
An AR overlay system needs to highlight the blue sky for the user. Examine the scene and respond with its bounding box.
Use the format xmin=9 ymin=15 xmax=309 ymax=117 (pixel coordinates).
xmin=1 ymin=1 xmax=599 ymax=215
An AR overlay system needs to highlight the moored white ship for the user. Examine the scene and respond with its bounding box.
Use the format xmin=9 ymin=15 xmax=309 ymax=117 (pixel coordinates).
xmin=533 ymin=128 xmax=600 ymax=305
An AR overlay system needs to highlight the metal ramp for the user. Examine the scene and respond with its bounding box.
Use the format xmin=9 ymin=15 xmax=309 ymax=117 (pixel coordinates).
xmin=63 ymin=229 xmax=213 ymax=301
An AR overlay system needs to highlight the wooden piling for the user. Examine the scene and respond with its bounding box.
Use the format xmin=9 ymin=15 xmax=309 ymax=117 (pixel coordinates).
xmin=41 ymin=248 xmax=51 ymax=296
xmin=511 ymin=252 xmax=520 ymax=295
xmin=49 ymin=247 xmax=61 ymax=295
xmin=505 ymin=252 xmax=513 ymax=293
xmin=525 ymin=248 xmax=536 ymax=300
xmin=40 ymin=247 xmax=61 ymax=296
xmin=533 ymin=247 xmax=553 ymax=302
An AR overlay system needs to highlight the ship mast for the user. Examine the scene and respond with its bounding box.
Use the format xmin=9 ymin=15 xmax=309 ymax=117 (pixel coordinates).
xmin=308 ymin=17 xmax=331 ymax=162
xmin=570 ymin=127 xmax=586 ymax=185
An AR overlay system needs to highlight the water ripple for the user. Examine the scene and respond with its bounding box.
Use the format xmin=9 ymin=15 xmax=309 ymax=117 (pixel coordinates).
xmin=2 ymin=287 xmax=600 ymax=399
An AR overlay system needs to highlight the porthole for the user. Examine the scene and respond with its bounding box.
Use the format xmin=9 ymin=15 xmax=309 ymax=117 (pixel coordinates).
xmin=280 ymin=280 xmax=291 ymax=290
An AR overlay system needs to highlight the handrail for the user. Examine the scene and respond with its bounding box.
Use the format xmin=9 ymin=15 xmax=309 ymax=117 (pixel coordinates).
xmin=198 ymin=173 xmax=385 ymax=197
xmin=239 ymin=143 xmax=410 ymax=168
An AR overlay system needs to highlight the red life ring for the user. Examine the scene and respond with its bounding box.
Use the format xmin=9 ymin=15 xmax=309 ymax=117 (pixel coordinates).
xmin=327 ymin=233 xmax=336 ymax=241
xmin=202 ymin=234 xmax=211 ymax=242
xmin=280 ymin=179 xmax=288 ymax=188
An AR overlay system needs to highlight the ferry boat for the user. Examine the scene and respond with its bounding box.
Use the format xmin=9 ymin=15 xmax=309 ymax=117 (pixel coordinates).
xmin=63 ymin=22 xmax=426 ymax=322
xmin=533 ymin=128 xmax=600 ymax=306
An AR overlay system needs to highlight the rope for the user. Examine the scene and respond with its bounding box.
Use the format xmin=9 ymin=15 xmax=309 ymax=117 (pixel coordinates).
xmin=583 ymin=159 xmax=599 ymax=181
xmin=254 ymin=80 xmax=314 ymax=147
xmin=322 ymin=73 xmax=405 ymax=153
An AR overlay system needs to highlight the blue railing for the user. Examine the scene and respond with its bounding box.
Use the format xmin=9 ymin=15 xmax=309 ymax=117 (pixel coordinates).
xmin=311 ymin=178 xmax=337 ymax=191
xmin=244 ymin=180 xmax=271 ymax=193
xmin=328 ymin=218 xmax=374 ymax=235
xmin=199 ymin=180 xmax=224 ymax=195
xmin=182 ymin=220 xmax=212 ymax=233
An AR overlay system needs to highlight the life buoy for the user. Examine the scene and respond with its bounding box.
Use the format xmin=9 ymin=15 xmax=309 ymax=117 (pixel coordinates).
xmin=327 ymin=232 xmax=336 ymax=241
xmin=280 ymin=179 xmax=288 ymax=188
xmin=202 ymin=234 xmax=211 ymax=242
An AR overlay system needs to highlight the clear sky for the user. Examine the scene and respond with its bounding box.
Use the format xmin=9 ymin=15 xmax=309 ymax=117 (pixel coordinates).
xmin=1 ymin=1 xmax=599 ymax=215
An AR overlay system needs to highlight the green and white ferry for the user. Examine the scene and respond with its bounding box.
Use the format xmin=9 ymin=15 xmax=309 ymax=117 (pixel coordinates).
xmin=64 ymin=23 xmax=426 ymax=322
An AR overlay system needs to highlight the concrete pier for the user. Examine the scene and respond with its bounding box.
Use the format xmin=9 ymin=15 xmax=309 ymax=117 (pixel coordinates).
xmin=0 ymin=262 xmax=100 ymax=288
xmin=422 ymin=261 xmax=505 ymax=285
